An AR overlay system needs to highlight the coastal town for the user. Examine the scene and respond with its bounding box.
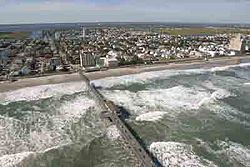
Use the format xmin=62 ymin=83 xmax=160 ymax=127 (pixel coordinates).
xmin=0 ymin=27 xmax=250 ymax=81
xmin=1 ymin=0 xmax=250 ymax=166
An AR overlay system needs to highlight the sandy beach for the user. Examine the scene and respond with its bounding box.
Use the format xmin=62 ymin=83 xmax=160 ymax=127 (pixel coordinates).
xmin=0 ymin=55 xmax=250 ymax=93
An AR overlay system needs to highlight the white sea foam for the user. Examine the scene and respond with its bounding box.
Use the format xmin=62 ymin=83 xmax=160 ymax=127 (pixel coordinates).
xmin=211 ymin=63 xmax=250 ymax=72
xmin=42 ymin=143 xmax=70 ymax=153
xmin=0 ymin=144 xmax=73 ymax=167
xmin=0 ymin=94 xmax=99 ymax=166
xmin=208 ymin=103 xmax=250 ymax=126
xmin=0 ymin=152 xmax=34 ymax=167
xmin=215 ymin=140 xmax=250 ymax=167
xmin=150 ymin=142 xmax=217 ymax=167
xmin=106 ymin=125 xmax=121 ymax=141
xmin=200 ymin=82 xmax=249 ymax=126
xmin=93 ymin=63 xmax=250 ymax=89
xmin=102 ymin=85 xmax=233 ymax=117
xmin=197 ymin=88 xmax=233 ymax=109
xmin=210 ymin=89 xmax=232 ymax=100
xmin=0 ymin=81 xmax=87 ymax=104
xmin=102 ymin=86 xmax=209 ymax=114
xmin=195 ymin=139 xmax=250 ymax=166
xmin=135 ymin=111 xmax=167 ymax=122
xmin=244 ymin=82 xmax=250 ymax=86
xmin=56 ymin=96 xmax=96 ymax=119
xmin=27 ymin=95 xmax=97 ymax=152
xmin=92 ymin=68 xmax=206 ymax=88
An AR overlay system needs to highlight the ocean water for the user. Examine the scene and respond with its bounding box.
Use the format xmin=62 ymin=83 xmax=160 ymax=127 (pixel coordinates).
xmin=0 ymin=63 xmax=250 ymax=167
xmin=95 ymin=63 xmax=250 ymax=167
xmin=0 ymin=82 xmax=134 ymax=167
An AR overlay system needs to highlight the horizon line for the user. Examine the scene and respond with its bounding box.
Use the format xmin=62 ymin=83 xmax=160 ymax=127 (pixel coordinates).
xmin=1 ymin=21 xmax=250 ymax=26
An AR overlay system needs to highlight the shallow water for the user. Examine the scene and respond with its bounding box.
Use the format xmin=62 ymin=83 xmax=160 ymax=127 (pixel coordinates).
xmin=0 ymin=64 xmax=250 ymax=167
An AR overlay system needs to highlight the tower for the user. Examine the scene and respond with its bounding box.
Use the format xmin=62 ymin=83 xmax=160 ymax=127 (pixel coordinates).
xmin=82 ymin=27 xmax=86 ymax=38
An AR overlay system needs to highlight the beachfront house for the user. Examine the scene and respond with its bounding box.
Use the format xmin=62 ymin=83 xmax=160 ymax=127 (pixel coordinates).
xmin=0 ymin=49 xmax=10 ymax=66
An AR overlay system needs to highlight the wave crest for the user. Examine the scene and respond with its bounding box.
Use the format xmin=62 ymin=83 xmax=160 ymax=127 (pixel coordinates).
xmin=0 ymin=82 xmax=87 ymax=104
xmin=150 ymin=142 xmax=216 ymax=167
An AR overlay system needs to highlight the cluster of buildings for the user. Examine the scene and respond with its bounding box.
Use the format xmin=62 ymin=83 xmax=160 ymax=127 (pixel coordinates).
xmin=0 ymin=31 xmax=66 ymax=80
xmin=0 ymin=27 xmax=250 ymax=80
xmin=58 ymin=28 xmax=250 ymax=69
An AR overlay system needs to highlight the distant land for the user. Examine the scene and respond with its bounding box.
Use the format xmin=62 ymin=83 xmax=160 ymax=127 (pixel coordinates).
xmin=0 ymin=22 xmax=250 ymax=32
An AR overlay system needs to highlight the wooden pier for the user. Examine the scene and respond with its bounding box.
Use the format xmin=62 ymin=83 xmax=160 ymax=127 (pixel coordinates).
xmin=79 ymin=72 xmax=159 ymax=167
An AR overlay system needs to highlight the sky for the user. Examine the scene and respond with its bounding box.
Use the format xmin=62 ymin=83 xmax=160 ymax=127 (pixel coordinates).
xmin=0 ymin=0 xmax=250 ymax=24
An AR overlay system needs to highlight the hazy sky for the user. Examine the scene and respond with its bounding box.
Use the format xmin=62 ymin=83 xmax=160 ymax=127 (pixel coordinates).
xmin=0 ymin=0 xmax=250 ymax=24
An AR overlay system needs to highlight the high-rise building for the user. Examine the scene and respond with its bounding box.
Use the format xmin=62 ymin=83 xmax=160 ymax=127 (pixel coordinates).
xmin=80 ymin=51 xmax=96 ymax=67
xmin=229 ymin=34 xmax=242 ymax=52
xmin=55 ymin=32 xmax=61 ymax=40
xmin=246 ymin=40 xmax=249 ymax=51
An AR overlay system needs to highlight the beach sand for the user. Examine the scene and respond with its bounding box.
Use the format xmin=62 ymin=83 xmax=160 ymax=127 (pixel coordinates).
xmin=0 ymin=55 xmax=250 ymax=93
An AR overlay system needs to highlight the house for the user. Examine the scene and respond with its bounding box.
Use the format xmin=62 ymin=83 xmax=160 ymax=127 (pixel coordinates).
xmin=96 ymin=57 xmax=106 ymax=67
xmin=0 ymin=49 xmax=10 ymax=65
xmin=49 ymin=57 xmax=62 ymax=71
xmin=104 ymin=56 xmax=119 ymax=68
xmin=20 ymin=66 xmax=31 ymax=75
xmin=189 ymin=50 xmax=203 ymax=58
xmin=102 ymin=50 xmax=119 ymax=67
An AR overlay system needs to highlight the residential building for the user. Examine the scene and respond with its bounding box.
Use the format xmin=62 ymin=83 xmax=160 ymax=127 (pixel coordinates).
xmin=229 ymin=34 xmax=242 ymax=53
xmin=80 ymin=51 xmax=96 ymax=67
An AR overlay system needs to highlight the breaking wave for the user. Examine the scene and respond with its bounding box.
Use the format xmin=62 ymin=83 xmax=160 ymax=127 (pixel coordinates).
xmin=197 ymin=139 xmax=250 ymax=167
xmin=0 ymin=92 xmax=104 ymax=166
xmin=210 ymin=63 xmax=250 ymax=72
xmin=215 ymin=140 xmax=250 ymax=167
xmin=102 ymin=84 xmax=233 ymax=117
xmin=1 ymin=62 xmax=249 ymax=167
xmin=208 ymin=103 xmax=250 ymax=127
xmin=0 ymin=82 xmax=87 ymax=104
xmin=93 ymin=69 xmax=206 ymax=88
xmin=135 ymin=111 xmax=166 ymax=122
xmin=93 ymin=63 xmax=250 ymax=89
xmin=106 ymin=125 xmax=121 ymax=141
xmin=150 ymin=142 xmax=216 ymax=167
xmin=0 ymin=152 xmax=34 ymax=167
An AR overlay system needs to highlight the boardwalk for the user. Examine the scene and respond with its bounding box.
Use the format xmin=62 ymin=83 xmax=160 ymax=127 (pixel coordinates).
xmin=79 ymin=72 xmax=159 ymax=167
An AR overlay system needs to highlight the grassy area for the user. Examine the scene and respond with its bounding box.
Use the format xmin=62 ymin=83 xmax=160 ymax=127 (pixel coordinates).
xmin=159 ymin=27 xmax=250 ymax=36
xmin=0 ymin=32 xmax=31 ymax=39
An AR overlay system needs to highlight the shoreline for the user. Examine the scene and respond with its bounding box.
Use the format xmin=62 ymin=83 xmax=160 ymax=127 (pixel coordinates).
xmin=0 ymin=55 xmax=250 ymax=93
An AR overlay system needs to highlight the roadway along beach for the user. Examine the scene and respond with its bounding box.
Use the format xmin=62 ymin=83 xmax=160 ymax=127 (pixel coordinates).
xmin=0 ymin=55 xmax=250 ymax=93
